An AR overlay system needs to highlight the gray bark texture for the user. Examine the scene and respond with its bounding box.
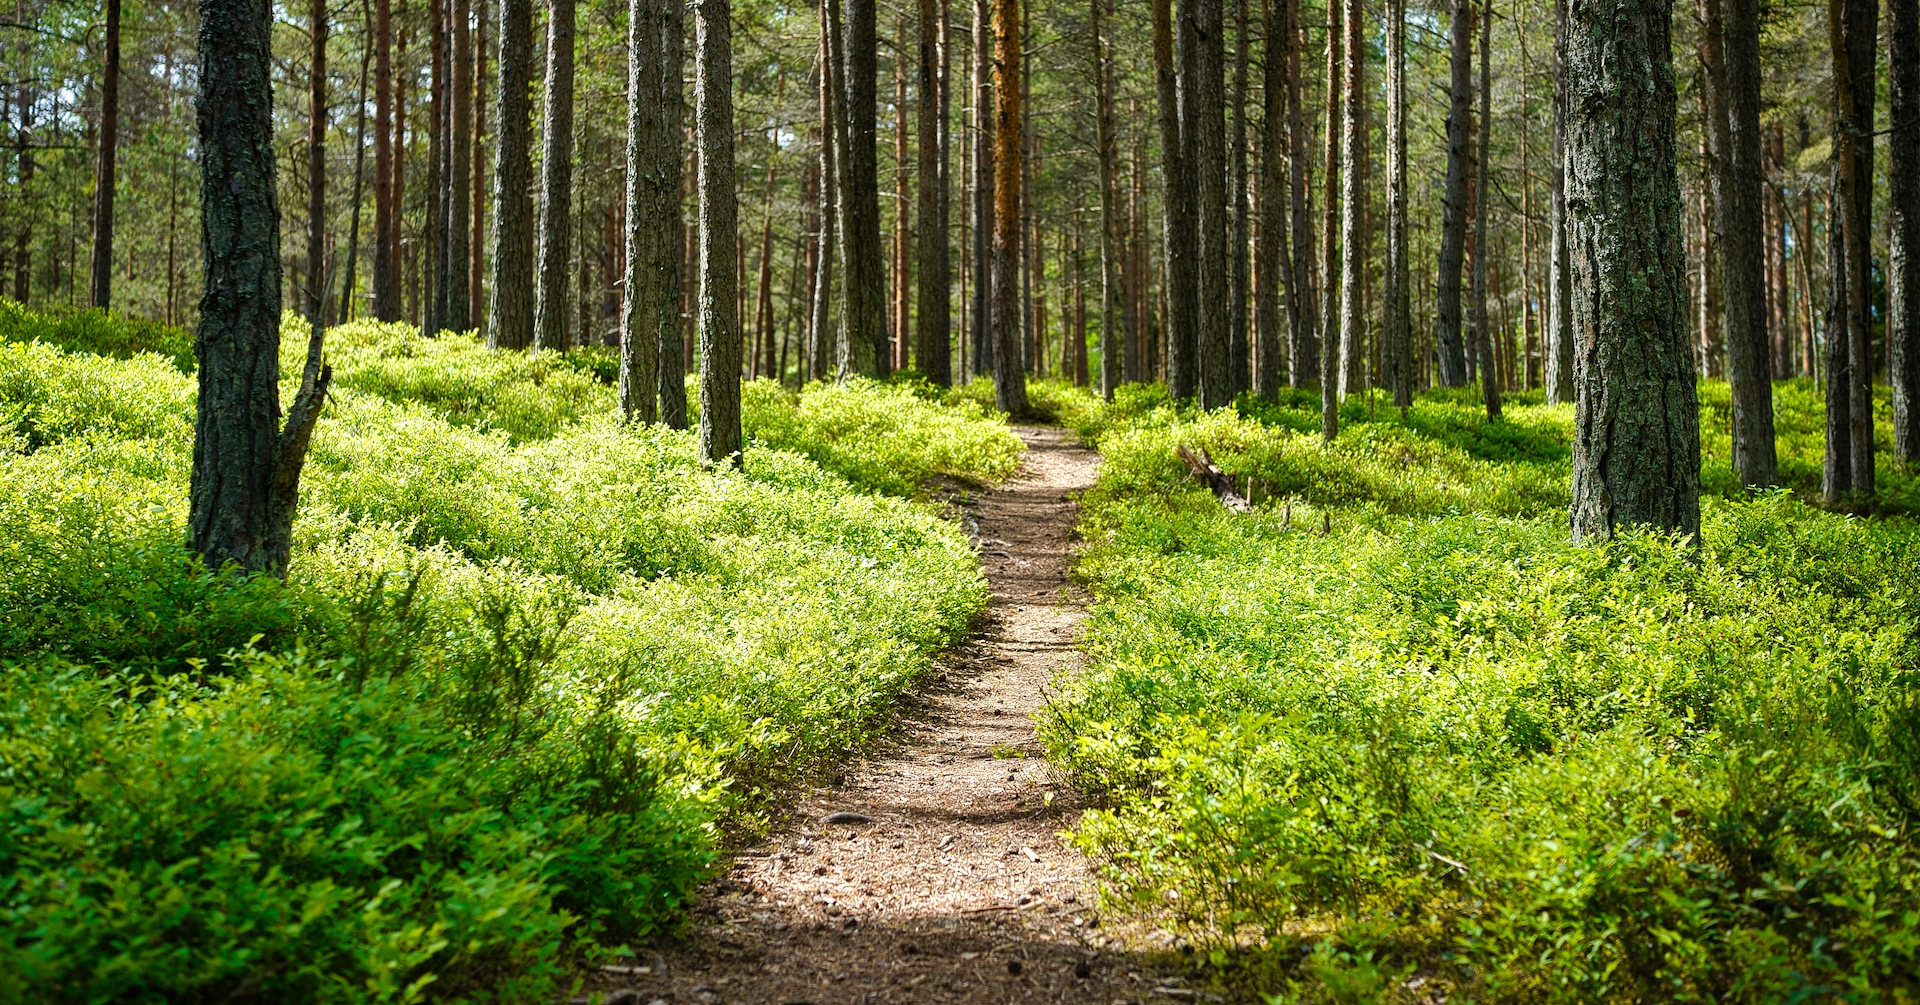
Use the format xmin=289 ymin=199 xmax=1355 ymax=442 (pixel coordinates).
xmin=1471 ymin=0 xmax=1498 ymax=417
xmin=1434 ymin=0 xmax=1472 ymax=387
xmin=1337 ymin=0 xmax=1364 ymax=401
xmin=1384 ymin=0 xmax=1411 ymax=408
xmin=485 ymin=0 xmax=535 ymax=349
xmin=696 ymin=0 xmax=740 ymax=464
xmin=1823 ymin=0 xmax=1877 ymax=502
xmin=838 ymin=0 xmax=890 ymax=377
xmin=1564 ymin=0 xmax=1700 ymax=544
xmin=1318 ymin=0 xmax=1339 ymax=439
xmin=1227 ymin=0 xmax=1251 ymax=397
xmin=1713 ymin=0 xmax=1777 ymax=486
xmin=447 ymin=0 xmax=472 ymax=331
xmin=1284 ymin=0 xmax=1314 ymax=388
xmin=811 ymin=2 xmax=839 ymax=381
xmin=373 ymin=0 xmax=397 ymax=320
xmin=1891 ymin=0 xmax=1920 ymax=460
xmin=1092 ymin=0 xmax=1124 ymax=399
xmin=1545 ymin=0 xmax=1574 ymax=401
xmin=1254 ymin=0 xmax=1287 ymax=399
xmin=306 ymin=0 xmax=327 ymax=328
xmin=533 ymin=0 xmax=576 ymax=351
xmin=916 ymin=0 xmax=953 ymax=385
xmin=1156 ymin=0 xmax=1197 ymax=399
xmin=621 ymin=0 xmax=681 ymax=422
xmin=1190 ymin=0 xmax=1232 ymax=409
xmin=90 ymin=0 xmax=119 ymax=310
xmin=191 ymin=0 xmax=332 ymax=576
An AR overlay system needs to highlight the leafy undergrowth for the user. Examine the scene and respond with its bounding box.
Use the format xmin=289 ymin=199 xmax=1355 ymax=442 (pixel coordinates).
xmin=0 ymin=305 xmax=1022 ymax=1003
xmin=1041 ymin=382 xmax=1920 ymax=1002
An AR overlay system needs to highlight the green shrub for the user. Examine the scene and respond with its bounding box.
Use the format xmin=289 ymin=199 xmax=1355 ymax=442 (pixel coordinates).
xmin=0 ymin=298 xmax=196 ymax=370
xmin=0 ymin=308 xmax=1013 ymax=1001
xmin=1048 ymin=382 xmax=1920 ymax=1002
xmin=742 ymin=376 xmax=1023 ymax=495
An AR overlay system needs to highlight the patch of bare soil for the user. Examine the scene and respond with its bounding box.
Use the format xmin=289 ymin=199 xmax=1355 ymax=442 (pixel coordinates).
xmin=578 ymin=427 xmax=1199 ymax=1005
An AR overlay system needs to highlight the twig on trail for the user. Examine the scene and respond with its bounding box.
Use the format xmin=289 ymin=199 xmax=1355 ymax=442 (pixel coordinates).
xmin=960 ymin=903 xmax=1020 ymax=913
xmin=1175 ymin=445 xmax=1252 ymax=513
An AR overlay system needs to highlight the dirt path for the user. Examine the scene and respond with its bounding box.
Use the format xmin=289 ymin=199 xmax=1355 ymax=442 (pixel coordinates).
xmin=586 ymin=427 xmax=1189 ymax=1005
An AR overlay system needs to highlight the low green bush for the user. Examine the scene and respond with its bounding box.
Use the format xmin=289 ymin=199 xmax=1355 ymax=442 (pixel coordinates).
xmin=1046 ymin=384 xmax=1920 ymax=1002
xmin=0 ymin=298 xmax=196 ymax=370
xmin=0 ymin=312 xmax=1012 ymax=1002
xmin=742 ymin=376 xmax=1023 ymax=495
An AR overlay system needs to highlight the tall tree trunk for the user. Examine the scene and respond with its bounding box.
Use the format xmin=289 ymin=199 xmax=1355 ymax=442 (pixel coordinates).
xmin=1284 ymin=0 xmax=1313 ymax=388
xmin=486 ymin=0 xmax=535 ymax=348
xmin=991 ymin=0 xmax=1027 ymax=414
xmin=1188 ymin=0 xmax=1230 ymax=408
xmin=88 ymin=0 xmax=119 ymax=309
xmin=1155 ymin=0 xmax=1197 ymax=399
xmin=306 ymin=0 xmax=328 ymax=330
xmin=341 ymin=10 xmax=372 ymax=322
xmin=1338 ymin=0 xmax=1365 ymax=401
xmin=192 ymin=0 xmax=331 ymax=576
xmin=894 ymin=28 xmax=911 ymax=371
xmin=533 ymin=0 xmax=575 ymax=350
xmin=837 ymin=0 xmax=889 ymax=376
xmin=374 ymin=0 xmax=398 ymax=320
xmin=622 ymin=0 xmax=680 ymax=421
xmin=1890 ymin=0 xmax=1920 ymax=460
xmin=1254 ymin=0 xmax=1286 ymax=399
xmin=1384 ymin=0 xmax=1410 ymax=408
xmin=1712 ymin=0 xmax=1776 ymax=484
xmin=1434 ymin=0 xmax=1472 ymax=387
xmin=1470 ymin=0 xmax=1499 ymax=417
xmin=696 ymin=0 xmax=739 ymax=461
xmin=470 ymin=0 xmax=488 ymax=325
xmin=971 ymin=0 xmax=994 ymax=376
xmin=445 ymin=0 xmax=471 ymax=329
xmin=1545 ymin=0 xmax=1573 ymax=401
xmin=1824 ymin=0 xmax=1877 ymax=501
xmin=1226 ymin=0 xmax=1250 ymax=397
xmin=812 ymin=2 xmax=840 ymax=380
xmin=1566 ymin=0 xmax=1698 ymax=543
xmin=427 ymin=0 xmax=448 ymax=333
xmin=1318 ymin=0 xmax=1340 ymax=438
xmin=1091 ymin=0 xmax=1123 ymax=399
xmin=916 ymin=0 xmax=952 ymax=384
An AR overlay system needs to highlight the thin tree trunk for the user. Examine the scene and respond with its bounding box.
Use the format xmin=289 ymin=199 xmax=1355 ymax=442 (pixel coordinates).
xmin=894 ymin=26 xmax=911 ymax=371
xmin=1824 ymin=0 xmax=1877 ymax=501
xmin=838 ymin=0 xmax=889 ymax=376
xmin=1091 ymin=0 xmax=1123 ymax=399
xmin=447 ymin=0 xmax=471 ymax=330
xmin=916 ymin=0 xmax=953 ymax=384
xmin=1384 ymin=0 xmax=1410 ymax=407
xmin=341 ymin=9 xmax=372 ymax=322
xmin=658 ymin=6 xmax=688 ymax=427
xmin=1470 ymin=0 xmax=1499 ymax=417
xmin=1284 ymin=0 xmax=1313 ymax=388
xmin=374 ymin=0 xmax=398 ymax=319
xmin=1338 ymin=0 xmax=1365 ymax=402
xmin=621 ymin=0 xmax=679 ymax=421
xmin=89 ymin=0 xmax=120 ymax=310
xmin=1227 ymin=0 xmax=1251 ymax=396
xmin=1318 ymin=0 xmax=1340 ymax=438
xmin=1155 ymin=0 xmax=1196 ymax=399
xmin=1890 ymin=0 xmax=1920 ymax=460
xmin=991 ymin=0 xmax=1027 ymax=414
xmin=696 ymin=0 xmax=740 ymax=462
xmin=1435 ymin=0 xmax=1472 ymax=386
xmin=306 ymin=0 xmax=328 ymax=330
xmin=471 ymin=0 xmax=488 ymax=326
xmin=1188 ymin=0 xmax=1230 ymax=408
xmin=972 ymin=0 xmax=994 ymax=376
xmin=533 ymin=0 xmax=576 ymax=350
xmin=191 ymin=0 xmax=331 ymax=575
xmin=426 ymin=0 xmax=446 ymax=333
xmin=811 ymin=2 xmax=839 ymax=380
xmin=1255 ymin=0 xmax=1286 ymax=399
xmin=486 ymin=0 xmax=535 ymax=348
xmin=1711 ymin=0 xmax=1775 ymax=483
xmin=1566 ymin=0 xmax=1698 ymax=543
xmin=1545 ymin=0 xmax=1572 ymax=401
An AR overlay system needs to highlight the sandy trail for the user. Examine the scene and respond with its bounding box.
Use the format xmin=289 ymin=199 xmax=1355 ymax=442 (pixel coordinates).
xmin=582 ymin=427 xmax=1189 ymax=1005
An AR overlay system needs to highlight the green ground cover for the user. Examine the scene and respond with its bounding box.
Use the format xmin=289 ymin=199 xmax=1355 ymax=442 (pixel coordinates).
xmin=1042 ymin=382 xmax=1920 ymax=1003
xmin=0 ymin=305 xmax=1023 ymax=1003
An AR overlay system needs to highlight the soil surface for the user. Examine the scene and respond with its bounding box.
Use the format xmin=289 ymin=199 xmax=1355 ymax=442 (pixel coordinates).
xmin=582 ymin=427 xmax=1197 ymax=1005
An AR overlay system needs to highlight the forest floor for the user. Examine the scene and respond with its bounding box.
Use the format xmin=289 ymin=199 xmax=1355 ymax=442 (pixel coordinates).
xmin=578 ymin=427 xmax=1193 ymax=1005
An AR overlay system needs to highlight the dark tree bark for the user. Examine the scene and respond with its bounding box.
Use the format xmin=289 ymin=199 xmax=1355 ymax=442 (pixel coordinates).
xmin=1155 ymin=0 xmax=1197 ymax=399
xmin=88 ymin=0 xmax=120 ymax=310
xmin=837 ymin=0 xmax=889 ymax=376
xmin=340 ymin=6 xmax=372 ymax=321
xmin=1318 ymin=0 xmax=1339 ymax=438
xmin=1545 ymin=0 xmax=1573 ymax=401
xmin=1254 ymin=0 xmax=1287 ymax=399
xmin=1823 ymin=0 xmax=1877 ymax=502
xmin=1226 ymin=0 xmax=1250 ymax=397
xmin=191 ymin=0 xmax=332 ymax=576
xmin=696 ymin=0 xmax=740 ymax=463
xmin=485 ymin=0 xmax=534 ymax=348
xmin=1891 ymin=0 xmax=1920 ymax=460
xmin=1338 ymin=0 xmax=1365 ymax=400
xmin=13 ymin=81 xmax=34 ymax=304
xmin=1189 ymin=0 xmax=1231 ymax=409
xmin=916 ymin=0 xmax=952 ymax=385
xmin=1284 ymin=0 xmax=1313 ymax=388
xmin=306 ymin=0 xmax=327 ymax=329
xmin=447 ymin=0 xmax=471 ymax=330
xmin=971 ymin=0 xmax=994 ymax=376
xmin=812 ymin=0 xmax=840 ymax=380
xmin=1091 ymin=0 xmax=1123 ymax=398
xmin=1434 ymin=0 xmax=1472 ymax=387
xmin=657 ymin=4 xmax=687 ymax=426
xmin=1470 ymin=0 xmax=1498 ymax=417
xmin=991 ymin=0 xmax=1027 ymax=415
xmin=1565 ymin=0 xmax=1699 ymax=544
xmin=428 ymin=0 xmax=448 ymax=333
xmin=532 ymin=0 xmax=575 ymax=350
xmin=373 ymin=0 xmax=398 ymax=320
xmin=1706 ymin=0 xmax=1776 ymax=485
xmin=1384 ymin=0 xmax=1411 ymax=408
xmin=621 ymin=0 xmax=679 ymax=421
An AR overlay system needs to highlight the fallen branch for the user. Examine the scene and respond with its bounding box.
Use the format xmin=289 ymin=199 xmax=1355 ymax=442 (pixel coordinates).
xmin=1175 ymin=445 xmax=1252 ymax=513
